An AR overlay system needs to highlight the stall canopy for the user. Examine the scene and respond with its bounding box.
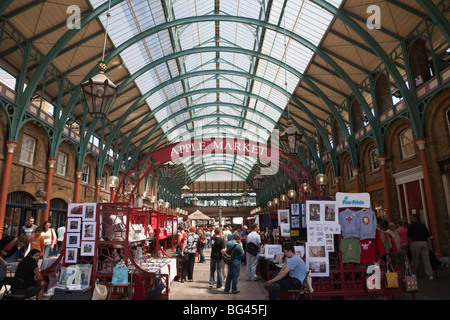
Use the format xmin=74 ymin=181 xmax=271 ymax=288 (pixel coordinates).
xmin=188 ymin=210 xmax=212 ymax=221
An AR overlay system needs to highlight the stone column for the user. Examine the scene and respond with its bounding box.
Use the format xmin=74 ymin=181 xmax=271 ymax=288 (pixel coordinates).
xmin=43 ymin=158 xmax=57 ymax=222
xmin=0 ymin=141 xmax=17 ymax=237
xmin=74 ymin=170 xmax=83 ymax=203
xmin=416 ymin=138 xmax=442 ymax=257
xmin=378 ymin=155 xmax=392 ymax=222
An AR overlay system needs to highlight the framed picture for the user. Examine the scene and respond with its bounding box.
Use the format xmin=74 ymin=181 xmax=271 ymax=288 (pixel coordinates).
xmin=83 ymin=203 xmax=96 ymax=221
xmin=323 ymin=201 xmax=338 ymax=223
xmin=290 ymin=203 xmax=300 ymax=216
xmin=306 ymin=243 xmax=327 ymax=258
xmin=306 ymin=258 xmax=329 ymax=277
xmin=67 ymin=204 xmax=83 ymax=217
xmin=264 ymin=244 xmax=282 ymax=259
xmin=82 ymin=222 xmax=96 ymax=240
xmin=80 ymin=241 xmax=95 ymax=256
xmin=78 ymin=264 xmax=93 ymax=288
xmin=294 ymin=245 xmax=305 ymax=259
xmin=306 ymin=201 xmax=323 ymax=224
xmin=66 ymin=233 xmax=80 ymax=248
xmin=67 ymin=218 xmax=81 ymax=233
xmin=65 ymin=247 xmax=78 ymax=263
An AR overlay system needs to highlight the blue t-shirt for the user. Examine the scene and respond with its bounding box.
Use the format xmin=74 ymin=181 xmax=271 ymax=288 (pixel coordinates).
xmin=226 ymin=240 xmax=244 ymax=264
xmin=287 ymin=254 xmax=307 ymax=282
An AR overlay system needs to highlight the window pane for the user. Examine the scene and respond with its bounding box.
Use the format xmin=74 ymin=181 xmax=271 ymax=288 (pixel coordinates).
xmin=20 ymin=135 xmax=36 ymax=164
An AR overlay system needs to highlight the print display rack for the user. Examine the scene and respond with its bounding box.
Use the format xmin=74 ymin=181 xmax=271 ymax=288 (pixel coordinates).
xmin=304 ymin=193 xmax=414 ymax=300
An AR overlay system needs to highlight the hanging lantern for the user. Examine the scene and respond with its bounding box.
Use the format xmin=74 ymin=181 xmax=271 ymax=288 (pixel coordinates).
xmin=252 ymin=173 xmax=265 ymax=190
xmin=181 ymin=185 xmax=190 ymax=197
xmin=273 ymin=198 xmax=279 ymax=206
xmin=288 ymin=189 xmax=297 ymax=199
xmin=280 ymin=194 xmax=287 ymax=202
xmin=241 ymin=191 xmax=250 ymax=202
xmin=267 ymin=201 xmax=273 ymax=208
xmin=81 ymin=62 xmax=117 ymax=118
xmin=280 ymin=120 xmax=302 ymax=155
xmin=315 ymin=173 xmax=328 ymax=186
xmin=158 ymin=199 xmax=165 ymax=207
xmin=160 ymin=161 xmax=175 ymax=179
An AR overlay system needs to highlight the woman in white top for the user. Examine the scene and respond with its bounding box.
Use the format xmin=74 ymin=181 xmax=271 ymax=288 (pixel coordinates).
xmin=41 ymin=221 xmax=57 ymax=259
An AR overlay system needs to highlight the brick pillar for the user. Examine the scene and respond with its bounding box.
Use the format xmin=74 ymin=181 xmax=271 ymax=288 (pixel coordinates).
xmin=74 ymin=170 xmax=83 ymax=203
xmin=0 ymin=141 xmax=17 ymax=237
xmin=95 ymin=178 xmax=102 ymax=202
xmin=416 ymin=138 xmax=442 ymax=257
xmin=408 ymin=38 xmax=432 ymax=87
xmin=43 ymin=158 xmax=57 ymax=222
xmin=378 ymin=156 xmax=392 ymax=222
xmin=374 ymin=73 xmax=391 ymax=115
xmin=352 ymin=167 xmax=361 ymax=193
xmin=334 ymin=176 xmax=340 ymax=192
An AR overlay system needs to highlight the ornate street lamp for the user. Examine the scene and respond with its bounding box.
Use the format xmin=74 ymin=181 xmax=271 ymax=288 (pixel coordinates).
xmin=160 ymin=161 xmax=175 ymax=179
xmin=280 ymin=120 xmax=302 ymax=155
xmin=287 ymin=189 xmax=296 ymax=199
xmin=315 ymin=173 xmax=328 ymax=186
xmin=252 ymin=173 xmax=265 ymax=190
xmin=81 ymin=62 xmax=117 ymax=118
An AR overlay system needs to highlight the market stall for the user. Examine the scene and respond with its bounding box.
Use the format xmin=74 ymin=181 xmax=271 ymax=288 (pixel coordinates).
xmin=40 ymin=203 xmax=178 ymax=300
xmin=258 ymin=193 xmax=416 ymax=300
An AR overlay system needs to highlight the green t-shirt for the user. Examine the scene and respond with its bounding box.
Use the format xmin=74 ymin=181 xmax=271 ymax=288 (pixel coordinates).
xmin=340 ymin=238 xmax=361 ymax=264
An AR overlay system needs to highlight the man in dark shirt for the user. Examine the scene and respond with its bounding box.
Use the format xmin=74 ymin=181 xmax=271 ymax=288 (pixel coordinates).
xmin=407 ymin=214 xmax=434 ymax=280
xmin=209 ymin=228 xmax=226 ymax=288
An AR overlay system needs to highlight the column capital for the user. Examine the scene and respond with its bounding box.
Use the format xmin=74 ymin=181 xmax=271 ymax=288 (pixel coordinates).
xmin=415 ymin=138 xmax=426 ymax=150
xmin=377 ymin=155 xmax=386 ymax=166
xmin=6 ymin=141 xmax=17 ymax=153
xmin=352 ymin=167 xmax=360 ymax=176
xmin=334 ymin=176 xmax=340 ymax=183
xmin=76 ymin=169 xmax=83 ymax=178
xmin=96 ymin=177 xmax=103 ymax=185
xmin=47 ymin=158 xmax=57 ymax=168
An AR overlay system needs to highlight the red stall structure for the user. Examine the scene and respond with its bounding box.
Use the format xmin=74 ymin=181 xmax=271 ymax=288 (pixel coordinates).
xmin=40 ymin=203 xmax=178 ymax=300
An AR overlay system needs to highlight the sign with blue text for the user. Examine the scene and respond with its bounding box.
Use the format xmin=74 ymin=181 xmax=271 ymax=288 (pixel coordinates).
xmin=336 ymin=192 xmax=371 ymax=209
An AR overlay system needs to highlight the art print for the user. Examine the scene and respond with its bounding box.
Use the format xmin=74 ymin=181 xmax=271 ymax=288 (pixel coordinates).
xmin=306 ymin=258 xmax=329 ymax=277
xmin=66 ymin=233 xmax=80 ymax=248
xmin=264 ymin=244 xmax=282 ymax=259
xmin=82 ymin=221 xmax=96 ymax=240
xmin=306 ymin=201 xmax=322 ymax=224
xmin=290 ymin=203 xmax=300 ymax=216
xmin=67 ymin=218 xmax=81 ymax=233
xmin=68 ymin=204 xmax=83 ymax=217
xmin=80 ymin=241 xmax=95 ymax=256
xmin=323 ymin=201 xmax=338 ymax=223
xmin=65 ymin=248 xmax=78 ymax=263
xmin=83 ymin=203 xmax=96 ymax=221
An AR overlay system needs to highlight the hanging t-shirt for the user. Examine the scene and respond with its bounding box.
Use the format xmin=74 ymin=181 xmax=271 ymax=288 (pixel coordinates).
xmin=360 ymin=239 xmax=376 ymax=264
xmin=357 ymin=208 xmax=377 ymax=240
xmin=340 ymin=238 xmax=361 ymax=264
xmin=339 ymin=209 xmax=360 ymax=239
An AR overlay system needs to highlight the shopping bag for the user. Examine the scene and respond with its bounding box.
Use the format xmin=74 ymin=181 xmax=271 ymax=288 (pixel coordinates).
xmin=384 ymin=262 xmax=399 ymax=289
xmin=112 ymin=261 xmax=129 ymax=284
xmin=92 ymin=279 xmax=108 ymax=300
xmin=403 ymin=262 xmax=419 ymax=292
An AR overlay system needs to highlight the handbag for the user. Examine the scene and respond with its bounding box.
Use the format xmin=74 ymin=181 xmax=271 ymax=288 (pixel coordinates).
xmin=112 ymin=261 xmax=129 ymax=284
xmin=92 ymin=279 xmax=108 ymax=300
xmin=403 ymin=261 xmax=419 ymax=292
xmin=384 ymin=261 xmax=399 ymax=289
xmin=246 ymin=242 xmax=258 ymax=256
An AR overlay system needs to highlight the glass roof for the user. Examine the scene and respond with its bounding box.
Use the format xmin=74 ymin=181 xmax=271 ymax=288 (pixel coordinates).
xmin=89 ymin=0 xmax=343 ymax=182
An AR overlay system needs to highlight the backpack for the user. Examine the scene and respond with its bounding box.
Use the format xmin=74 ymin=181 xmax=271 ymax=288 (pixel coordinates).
xmin=223 ymin=243 xmax=238 ymax=265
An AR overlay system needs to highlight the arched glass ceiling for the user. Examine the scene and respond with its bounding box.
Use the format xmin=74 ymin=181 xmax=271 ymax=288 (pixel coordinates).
xmin=89 ymin=0 xmax=343 ymax=182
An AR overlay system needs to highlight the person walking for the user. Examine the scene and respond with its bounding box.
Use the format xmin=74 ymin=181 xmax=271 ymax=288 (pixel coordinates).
xmin=205 ymin=228 xmax=212 ymax=249
xmin=224 ymin=232 xmax=244 ymax=294
xmin=41 ymin=221 xmax=57 ymax=259
xmin=209 ymin=227 xmax=226 ymax=288
xmin=180 ymin=226 xmax=199 ymax=283
xmin=56 ymin=223 xmax=66 ymax=253
xmin=246 ymin=224 xmax=261 ymax=281
xmin=407 ymin=214 xmax=434 ymax=280
xmin=197 ymin=228 xmax=207 ymax=263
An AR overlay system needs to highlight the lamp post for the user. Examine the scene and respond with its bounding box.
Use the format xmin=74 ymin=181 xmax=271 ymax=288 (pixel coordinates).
xmin=252 ymin=173 xmax=265 ymax=190
xmin=107 ymin=175 xmax=119 ymax=202
xmin=315 ymin=173 xmax=328 ymax=197
xmin=160 ymin=161 xmax=175 ymax=179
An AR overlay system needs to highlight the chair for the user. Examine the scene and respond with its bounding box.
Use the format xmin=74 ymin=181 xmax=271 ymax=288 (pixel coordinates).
xmin=1 ymin=277 xmax=31 ymax=300
xmin=288 ymin=270 xmax=313 ymax=300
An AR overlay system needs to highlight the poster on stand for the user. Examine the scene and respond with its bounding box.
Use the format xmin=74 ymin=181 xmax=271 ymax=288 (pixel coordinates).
xmin=306 ymin=258 xmax=329 ymax=277
xmin=277 ymin=209 xmax=290 ymax=237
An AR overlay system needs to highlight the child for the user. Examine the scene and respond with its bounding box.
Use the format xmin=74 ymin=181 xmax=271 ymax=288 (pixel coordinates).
xmin=29 ymin=227 xmax=45 ymax=257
